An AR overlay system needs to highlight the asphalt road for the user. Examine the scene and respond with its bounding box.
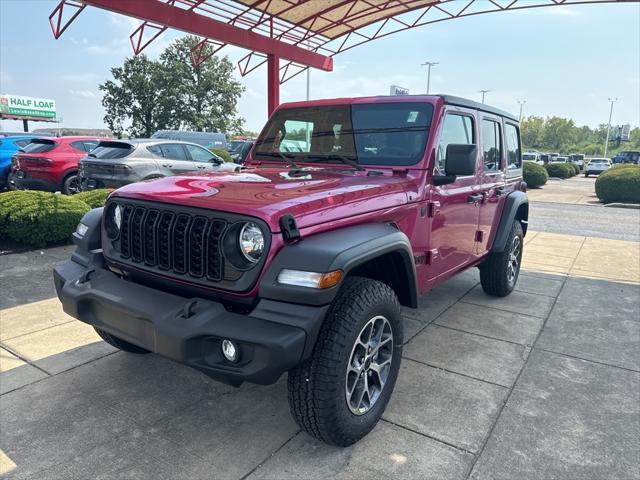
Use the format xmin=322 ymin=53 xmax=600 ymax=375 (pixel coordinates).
xmin=528 ymin=201 xmax=640 ymax=242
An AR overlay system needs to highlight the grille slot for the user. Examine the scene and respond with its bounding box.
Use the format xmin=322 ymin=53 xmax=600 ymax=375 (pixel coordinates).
xmin=157 ymin=212 xmax=174 ymax=270
xmin=172 ymin=214 xmax=191 ymax=274
xmin=131 ymin=207 xmax=145 ymax=262
xmin=120 ymin=205 xmax=134 ymax=258
xmin=188 ymin=217 xmax=208 ymax=277
xmin=206 ymin=220 xmax=226 ymax=281
xmin=143 ymin=210 xmax=159 ymax=265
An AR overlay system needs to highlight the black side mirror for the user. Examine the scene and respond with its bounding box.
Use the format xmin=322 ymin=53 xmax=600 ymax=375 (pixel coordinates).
xmin=209 ymin=157 xmax=221 ymax=165
xmin=445 ymin=144 xmax=478 ymax=177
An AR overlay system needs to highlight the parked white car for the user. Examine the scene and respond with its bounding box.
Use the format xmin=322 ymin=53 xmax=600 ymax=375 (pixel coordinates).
xmin=523 ymin=152 xmax=543 ymax=164
xmin=585 ymin=158 xmax=612 ymax=177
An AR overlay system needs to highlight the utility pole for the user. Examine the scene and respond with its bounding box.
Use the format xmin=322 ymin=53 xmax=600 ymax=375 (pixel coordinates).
xmin=421 ymin=61 xmax=439 ymax=94
xmin=604 ymin=97 xmax=617 ymax=158
xmin=517 ymin=100 xmax=527 ymax=121
xmin=479 ymin=90 xmax=490 ymax=104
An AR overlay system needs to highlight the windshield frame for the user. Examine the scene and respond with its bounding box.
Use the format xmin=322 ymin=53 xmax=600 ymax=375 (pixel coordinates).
xmin=253 ymin=101 xmax=434 ymax=168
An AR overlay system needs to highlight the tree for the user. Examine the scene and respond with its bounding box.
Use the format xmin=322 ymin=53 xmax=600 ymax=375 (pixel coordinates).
xmin=100 ymin=55 xmax=175 ymax=138
xmin=521 ymin=116 xmax=545 ymax=150
xmin=99 ymin=36 xmax=245 ymax=137
xmin=160 ymin=36 xmax=245 ymax=134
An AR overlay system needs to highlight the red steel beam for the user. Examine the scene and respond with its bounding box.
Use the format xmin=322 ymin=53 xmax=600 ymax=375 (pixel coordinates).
xmin=81 ymin=0 xmax=333 ymax=71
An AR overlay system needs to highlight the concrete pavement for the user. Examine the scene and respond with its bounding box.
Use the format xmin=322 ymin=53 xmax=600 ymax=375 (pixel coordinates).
xmin=1 ymin=232 xmax=639 ymax=479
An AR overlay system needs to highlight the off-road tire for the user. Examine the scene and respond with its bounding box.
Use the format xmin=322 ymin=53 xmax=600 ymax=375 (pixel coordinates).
xmin=62 ymin=173 xmax=80 ymax=195
xmin=94 ymin=327 xmax=150 ymax=354
xmin=287 ymin=276 xmax=403 ymax=447
xmin=479 ymin=220 xmax=524 ymax=297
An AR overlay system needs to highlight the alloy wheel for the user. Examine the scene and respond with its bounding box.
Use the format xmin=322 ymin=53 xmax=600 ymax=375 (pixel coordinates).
xmin=345 ymin=315 xmax=394 ymax=415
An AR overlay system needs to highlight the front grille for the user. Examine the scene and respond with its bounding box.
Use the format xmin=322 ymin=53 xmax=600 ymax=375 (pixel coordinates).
xmin=115 ymin=203 xmax=227 ymax=282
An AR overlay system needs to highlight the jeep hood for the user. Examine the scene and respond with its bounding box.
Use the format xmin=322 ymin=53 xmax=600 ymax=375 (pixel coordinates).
xmin=110 ymin=167 xmax=413 ymax=232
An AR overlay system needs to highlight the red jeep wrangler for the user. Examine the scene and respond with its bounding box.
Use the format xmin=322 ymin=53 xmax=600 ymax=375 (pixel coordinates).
xmin=54 ymin=95 xmax=528 ymax=446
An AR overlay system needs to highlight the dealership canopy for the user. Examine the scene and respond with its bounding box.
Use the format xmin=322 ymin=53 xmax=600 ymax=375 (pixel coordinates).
xmin=49 ymin=0 xmax=634 ymax=114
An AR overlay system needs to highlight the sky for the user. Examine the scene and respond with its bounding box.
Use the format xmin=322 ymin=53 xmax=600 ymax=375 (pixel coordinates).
xmin=0 ymin=0 xmax=639 ymax=134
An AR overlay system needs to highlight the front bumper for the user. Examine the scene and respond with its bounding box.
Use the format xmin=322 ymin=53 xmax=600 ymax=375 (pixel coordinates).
xmin=54 ymin=258 xmax=327 ymax=386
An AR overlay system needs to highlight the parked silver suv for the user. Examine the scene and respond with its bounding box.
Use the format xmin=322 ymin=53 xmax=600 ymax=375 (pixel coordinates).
xmin=79 ymin=139 xmax=239 ymax=190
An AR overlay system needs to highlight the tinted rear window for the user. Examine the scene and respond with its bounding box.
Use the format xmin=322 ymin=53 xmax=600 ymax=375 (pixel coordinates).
xmin=90 ymin=142 xmax=134 ymax=159
xmin=22 ymin=139 xmax=56 ymax=153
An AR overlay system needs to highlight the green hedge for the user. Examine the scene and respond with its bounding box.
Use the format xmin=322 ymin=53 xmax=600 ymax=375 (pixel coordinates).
xmin=523 ymin=161 xmax=548 ymax=188
xmin=595 ymin=165 xmax=640 ymax=204
xmin=569 ymin=163 xmax=580 ymax=176
xmin=0 ymin=191 xmax=90 ymax=247
xmin=209 ymin=147 xmax=233 ymax=163
xmin=545 ymin=162 xmax=574 ymax=179
xmin=74 ymin=189 xmax=112 ymax=208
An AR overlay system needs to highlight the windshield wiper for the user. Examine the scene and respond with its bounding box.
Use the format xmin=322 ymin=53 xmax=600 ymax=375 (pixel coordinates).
xmin=306 ymin=154 xmax=364 ymax=171
xmin=255 ymin=151 xmax=299 ymax=169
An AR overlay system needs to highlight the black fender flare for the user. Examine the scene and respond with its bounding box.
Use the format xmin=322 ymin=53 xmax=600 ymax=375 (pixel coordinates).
xmin=259 ymin=223 xmax=418 ymax=308
xmin=491 ymin=191 xmax=529 ymax=253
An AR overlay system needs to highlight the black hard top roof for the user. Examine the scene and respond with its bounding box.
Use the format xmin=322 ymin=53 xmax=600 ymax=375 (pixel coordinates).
xmin=438 ymin=95 xmax=519 ymax=122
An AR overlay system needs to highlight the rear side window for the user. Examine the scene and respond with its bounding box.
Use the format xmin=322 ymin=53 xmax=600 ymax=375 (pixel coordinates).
xmin=505 ymin=123 xmax=521 ymax=172
xmin=22 ymin=139 xmax=56 ymax=153
xmin=436 ymin=114 xmax=474 ymax=175
xmin=481 ymin=120 xmax=502 ymax=172
xmin=70 ymin=141 xmax=88 ymax=153
xmin=83 ymin=141 xmax=99 ymax=152
xmin=155 ymin=143 xmax=188 ymax=161
xmin=14 ymin=140 xmax=31 ymax=148
xmin=90 ymin=142 xmax=134 ymax=159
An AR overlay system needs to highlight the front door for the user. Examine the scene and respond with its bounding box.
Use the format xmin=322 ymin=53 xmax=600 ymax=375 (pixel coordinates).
xmin=427 ymin=109 xmax=481 ymax=280
xmin=184 ymin=143 xmax=220 ymax=172
xmin=156 ymin=143 xmax=197 ymax=174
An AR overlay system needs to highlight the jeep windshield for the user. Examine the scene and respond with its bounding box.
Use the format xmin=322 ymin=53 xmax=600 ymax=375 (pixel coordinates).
xmin=253 ymin=102 xmax=433 ymax=167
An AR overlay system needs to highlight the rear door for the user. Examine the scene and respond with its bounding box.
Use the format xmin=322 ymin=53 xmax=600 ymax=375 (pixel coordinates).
xmin=476 ymin=115 xmax=508 ymax=255
xmin=427 ymin=108 xmax=481 ymax=280
xmin=155 ymin=143 xmax=197 ymax=174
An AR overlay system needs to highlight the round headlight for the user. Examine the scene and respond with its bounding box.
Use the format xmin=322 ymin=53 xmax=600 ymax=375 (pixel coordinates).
xmin=105 ymin=203 xmax=122 ymax=239
xmin=114 ymin=205 xmax=122 ymax=230
xmin=239 ymin=222 xmax=264 ymax=263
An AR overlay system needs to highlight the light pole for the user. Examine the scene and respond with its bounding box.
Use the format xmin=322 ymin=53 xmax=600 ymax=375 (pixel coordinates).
xmin=421 ymin=61 xmax=439 ymax=94
xmin=479 ymin=90 xmax=490 ymax=104
xmin=517 ymin=100 xmax=526 ymax=121
xmin=604 ymin=97 xmax=617 ymax=158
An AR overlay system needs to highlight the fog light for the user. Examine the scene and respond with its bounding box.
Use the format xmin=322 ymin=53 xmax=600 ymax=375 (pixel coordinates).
xmin=221 ymin=339 xmax=239 ymax=362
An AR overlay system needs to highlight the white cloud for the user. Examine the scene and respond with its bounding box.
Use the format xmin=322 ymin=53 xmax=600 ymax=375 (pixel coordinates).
xmin=59 ymin=73 xmax=100 ymax=83
xmin=68 ymin=89 xmax=97 ymax=98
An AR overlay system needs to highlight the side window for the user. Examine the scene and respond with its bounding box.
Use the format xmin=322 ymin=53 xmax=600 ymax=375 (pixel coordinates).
xmin=158 ymin=143 xmax=188 ymax=161
xmin=14 ymin=140 xmax=30 ymax=148
xmin=481 ymin=119 xmax=502 ymax=172
xmin=83 ymin=141 xmax=99 ymax=152
xmin=70 ymin=141 xmax=87 ymax=152
xmin=185 ymin=144 xmax=215 ymax=163
xmin=505 ymin=123 xmax=521 ymax=172
xmin=436 ymin=114 xmax=474 ymax=174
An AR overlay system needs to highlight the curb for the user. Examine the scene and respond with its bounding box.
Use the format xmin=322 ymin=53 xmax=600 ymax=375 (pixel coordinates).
xmin=603 ymin=203 xmax=640 ymax=209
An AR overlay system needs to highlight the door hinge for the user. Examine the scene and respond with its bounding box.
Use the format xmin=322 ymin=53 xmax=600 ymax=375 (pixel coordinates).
xmin=475 ymin=230 xmax=484 ymax=242
xmin=426 ymin=248 xmax=438 ymax=265
xmin=426 ymin=201 xmax=441 ymax=218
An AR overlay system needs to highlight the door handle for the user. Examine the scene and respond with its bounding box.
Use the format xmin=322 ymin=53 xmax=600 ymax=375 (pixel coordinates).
xmin=467 ymin=194 xmax=483 ymax=204
xmin=161 ymin=164 xmax=173 ymax=168
xmin=197 ymin=165 xmax=207 ymax=170
xmin=495 ymin=187 xmax=508 ymax=197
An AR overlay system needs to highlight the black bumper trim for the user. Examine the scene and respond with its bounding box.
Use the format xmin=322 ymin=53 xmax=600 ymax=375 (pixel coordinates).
xmin=54 ymin=259 xmax=327 ymax=386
